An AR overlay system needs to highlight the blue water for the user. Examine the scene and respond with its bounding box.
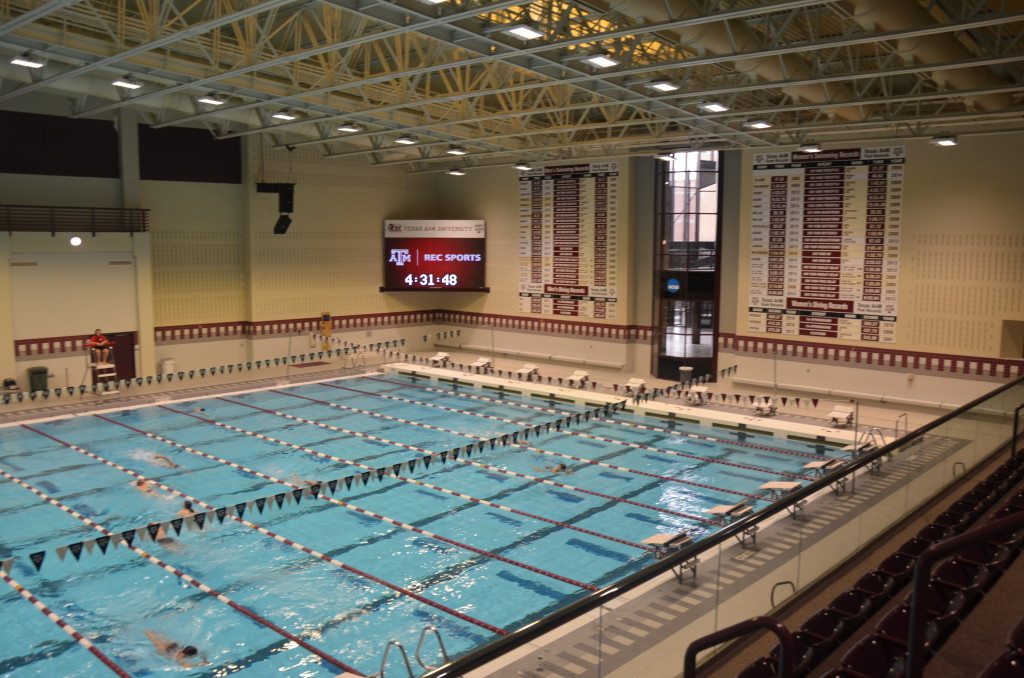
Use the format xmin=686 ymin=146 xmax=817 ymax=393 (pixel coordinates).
xmin=0 ymin=373 xmax=834 ymax=676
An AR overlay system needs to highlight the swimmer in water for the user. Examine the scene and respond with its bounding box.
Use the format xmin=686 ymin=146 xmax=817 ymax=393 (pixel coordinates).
xmin=150 ymin=453 xmax=178 ymax=469
xmin=144 ymin=629 xmax=207 ymax=668
xmin=534 ymin=462 xmax=569 ymax=474
xmin=177 ymin=500 xmax=195 ymax=518
xmin=134 ymin=479 xmax=160 ymax=496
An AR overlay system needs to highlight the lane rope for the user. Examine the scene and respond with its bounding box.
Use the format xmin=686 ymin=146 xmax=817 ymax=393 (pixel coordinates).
xmin=26 ymin=421 xmax=509 ymax=637
xmin=97 ymin=411 xmax=598 ymax=594
xmin=206 ymin=396 xmax=721 ymax=527
xmin=316 ymin=383 xmax=812 ymax=479
xmin=245 ymin=391 xmax=757 ymax=500
xmin=0 ymin=569 xmax=132 ymax=677
xmin=362 ymin=376 xmax=832 ymax=461
xmin=0 ymin=464 xmax=362 ymax=675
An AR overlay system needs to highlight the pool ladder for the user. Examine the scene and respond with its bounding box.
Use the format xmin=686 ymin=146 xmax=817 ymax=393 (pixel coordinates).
xmin=377 ymin=625 xmax=449 ymax=677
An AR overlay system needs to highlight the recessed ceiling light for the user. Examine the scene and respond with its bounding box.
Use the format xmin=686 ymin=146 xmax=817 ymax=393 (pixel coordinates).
xmin=395 ymin=135 xmax=417 ymax=145
xmin=699 ymin=102 xmax=729 ymax=113
xmin=745 ymin=120 xmax=772 ymax=129
xmin=647 ymin=81 xmax=679 ymax=92
xmin=197 ymin=93 xmax=226 ymax=106
xmin=11 ymin=53 xmax=44 ymax=69
xmin=112 ymin=75 xmax=142 ymax=90
xmin=69 ymin=236 xmax=82 ymax=247
xmin=514 ymin=161 xmax=532 ymax=171
xmin=447 ymin=168 xmax=466 ymax=176
xmin=655 ymin=153 xmax=675 ymax=162
xmin=799 ymin=142 xmax=822 ymax=153
xmin=584 ymin=54 xmax=619 ymax=69
xmin=446 ymin=146 xmax=467 ymax=156
xmin=336 ymin=123 xmax=363 ymax=133
xmin=505 ymin=23 xmax=544 ymax=40
xmin=419 ymin=0 xmax=447 ymax=4
xmin=272 ymin=110 xmax=298 ymax=121
xmin=932 ymin=135 xmax=957 ymax=146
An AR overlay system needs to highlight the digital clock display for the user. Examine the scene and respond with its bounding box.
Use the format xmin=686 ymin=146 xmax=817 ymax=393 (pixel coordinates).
xmin=381 ymin=219 xmax=487 ymax=291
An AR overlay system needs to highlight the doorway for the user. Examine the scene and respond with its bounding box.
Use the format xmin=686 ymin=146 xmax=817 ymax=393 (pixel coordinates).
xmin=106 ymin=331 xmax=137 ymax=380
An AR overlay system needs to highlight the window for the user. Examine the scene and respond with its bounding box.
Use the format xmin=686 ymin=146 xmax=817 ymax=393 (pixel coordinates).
xmin=654 ymin=151 xmax=721 ymax=370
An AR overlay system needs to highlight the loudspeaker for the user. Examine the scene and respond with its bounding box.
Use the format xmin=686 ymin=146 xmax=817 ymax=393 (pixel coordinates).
xmin=273 ymin=214 xmax=291 ymax=235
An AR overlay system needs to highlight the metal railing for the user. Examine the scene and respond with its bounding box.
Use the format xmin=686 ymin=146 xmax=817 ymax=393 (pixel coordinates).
xmin=683 ymin=616 xmax=795 ymax=678
xmin=906 ymin=509 xmax=1024 ymax=677
xmin=0 ymin=204 xmax=149 ymax=234
xmin=421 ymin=376 xmax=1024 ymax=678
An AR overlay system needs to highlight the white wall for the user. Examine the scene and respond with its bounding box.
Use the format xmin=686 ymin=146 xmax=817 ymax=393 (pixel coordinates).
xmin=10 ymin=251 xmax=138 ymax=338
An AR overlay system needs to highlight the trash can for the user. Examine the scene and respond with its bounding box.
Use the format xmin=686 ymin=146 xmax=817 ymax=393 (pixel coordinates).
xmin=27 ymin=366 xmax=48 ymax=392
xmin=678 ymin=366 xmax=694 ymax=385
xmin=159 ymin=358 xmax=176 ymax=376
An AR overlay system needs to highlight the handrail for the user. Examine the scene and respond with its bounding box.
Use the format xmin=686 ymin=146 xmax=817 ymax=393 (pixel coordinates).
xmin=896 ymin=412 xmax=908 ymax=439
xmin=414 ymin=625 xmax=449 ymax=670
xmin=0 ymin=204 xmax=149 ymax=234
xmin=682 ymin=616 xmax=795 ymax=678
xmin=420 ymin=375 xmax=1024 ymax=678
xmin=906 ymin=508 xmax=1024 ymax=677
xmin=379 ymin=639 xmax=415 ymax=678
xmin=1013 ymin=403 xmax=1023 ymax=460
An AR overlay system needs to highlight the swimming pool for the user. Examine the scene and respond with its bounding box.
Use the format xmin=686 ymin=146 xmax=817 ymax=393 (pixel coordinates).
xmin=0 ymin=373 xmax=838 ymax=676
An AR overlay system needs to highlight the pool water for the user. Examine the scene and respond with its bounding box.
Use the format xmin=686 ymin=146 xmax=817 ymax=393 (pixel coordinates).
xmin=0 ymin=373 xmax=832 ymax=676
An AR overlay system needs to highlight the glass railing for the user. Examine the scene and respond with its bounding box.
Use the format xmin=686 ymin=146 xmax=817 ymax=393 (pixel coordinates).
xmin=421 ymin=376 xmax=1024 ymax=678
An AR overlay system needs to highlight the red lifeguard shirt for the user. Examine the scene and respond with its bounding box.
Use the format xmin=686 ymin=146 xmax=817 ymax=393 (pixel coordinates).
xmin=87 ymin=333 xmax=112 ymax=348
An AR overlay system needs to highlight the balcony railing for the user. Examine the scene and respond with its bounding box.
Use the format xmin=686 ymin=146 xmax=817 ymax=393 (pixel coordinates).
xmin=0 ymin=204 xmax=149 ymax=234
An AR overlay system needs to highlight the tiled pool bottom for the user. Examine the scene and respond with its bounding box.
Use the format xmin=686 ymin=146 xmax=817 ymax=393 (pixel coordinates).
xmin=0 ymin=373 xmax=845 ymax=676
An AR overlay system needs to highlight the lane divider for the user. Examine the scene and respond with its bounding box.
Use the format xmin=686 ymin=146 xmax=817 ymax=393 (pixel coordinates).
xmin=1 ymin=569 xmax=131 ymax=677
xmin=0 ymin=465 xmax=362 ymax=675
xmin=22 ymin=426 xmax=507 ymax=641
xmin=233 ymin=392 xmax=758 ymax=501
xmin=101 ymin=413 xmax=598 ymax=592
xmin=359 ymin=376 xmax=830 ymax=461
xmin=110 ymin=411 xmax=650 ymax=553
xmin=218 ymin=395 xmax=729 ymax=522
xmin=209 ymin=397 xmax=722 ymax=526
xmin=310 ymin=384 xmax=811 ymax=479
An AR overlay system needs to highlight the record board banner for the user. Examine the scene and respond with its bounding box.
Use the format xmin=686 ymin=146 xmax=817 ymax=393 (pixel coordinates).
xmin=747 ymin=146 xmax=903 ymax=342
xmin=517 ymin=162 xmax=619 ymax=319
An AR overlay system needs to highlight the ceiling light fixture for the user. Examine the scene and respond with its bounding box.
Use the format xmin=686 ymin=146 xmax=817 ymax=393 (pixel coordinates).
xmin=799 ymin=142 xmax=822 ymax=153
xmin=446 ymin=146 xmax=467 ymax=156
xmin=112 ymin=75 xmax=142 ymax=90
xmin=447 ymin=168 xmax=466 ymax=176
xmin=584 ymin=53 xmax=619 ymax=69
xmin=505 ymin=22 xmax=544 ymax=40
xmin=197 ymin=93 xmax=226 ymax=106
xmin=514 ymin=161 xmax=532 ymax=171
xmin=69 ymin=236 xmax=82 ymax=247
xmin=336 ymin=123 xmax=364 ymax=133
xmin=419 ymin=0 xmax=448 ymax=4
xmin=272 ymin=110 xmax=298 ymax=121
xmin=699 ymin=102 xmax=729 ymax=113
xmin=745 ymin=120 xmax=772 ymax=129
xmin=395 ymin=135 xmax=417 ymax=145
xmin=647 ymin=81 xmax=679 ymax=92
xmin=10 ymin=53 xmax=44 ymax=69
xmin=655 ymin=153 xmax=675 ymax=162
xmin=932 ymin=135 xmax=957 ymax=146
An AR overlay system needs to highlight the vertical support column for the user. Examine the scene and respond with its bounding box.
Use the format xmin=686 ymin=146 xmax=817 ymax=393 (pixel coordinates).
xmin=0 ymin=237 xmax=16 ymax=385
xmin=240 ymin=136 xmax=256 ymax=361
xmin=118 ymin=109 xmax=156 ymax=374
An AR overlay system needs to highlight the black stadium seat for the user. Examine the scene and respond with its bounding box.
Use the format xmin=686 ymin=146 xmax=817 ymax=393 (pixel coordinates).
xmin=838 ymin=635 xmax=905 ymax=678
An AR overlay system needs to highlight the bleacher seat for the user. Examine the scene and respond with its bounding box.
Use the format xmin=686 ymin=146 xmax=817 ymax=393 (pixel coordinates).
xmin=838 ymin=635 xmax=905 ymax=677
